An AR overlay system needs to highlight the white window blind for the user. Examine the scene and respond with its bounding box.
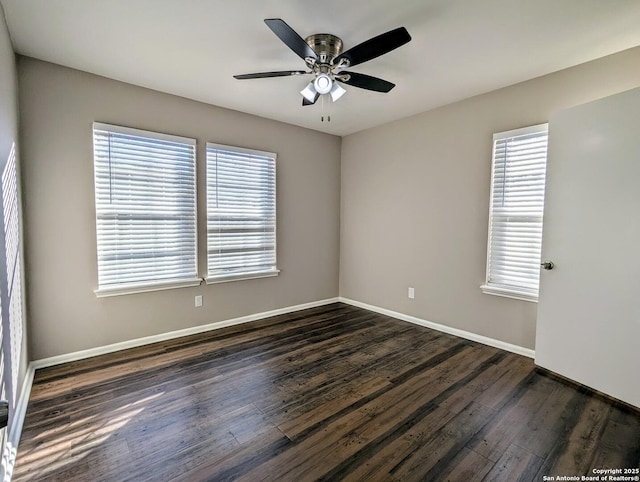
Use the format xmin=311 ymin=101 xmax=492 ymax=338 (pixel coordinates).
xmin=483 ymin=123 xmax=549 ymax=302
xmin=206 ymin=143 xmax=277 ymax=283
xmin=93 ymin=123 xmax=199 ymax=295
xmin=3 ymin=143 xmax=24 ymax=399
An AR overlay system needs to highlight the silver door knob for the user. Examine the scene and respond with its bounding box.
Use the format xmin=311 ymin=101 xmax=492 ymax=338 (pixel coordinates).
xmin=541 ymin=261 xmax=554 ymax=270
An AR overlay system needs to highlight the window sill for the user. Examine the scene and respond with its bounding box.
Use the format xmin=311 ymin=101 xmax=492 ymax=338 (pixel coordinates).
xmin=95 ymin=277 xmax=202 ymax=298
xmin=480 ymin=284 xmax=538 ymax=303
xmin=205 ymin=270 xmax=280 ymax=285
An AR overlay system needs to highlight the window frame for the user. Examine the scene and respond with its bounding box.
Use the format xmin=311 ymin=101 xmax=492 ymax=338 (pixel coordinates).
xmin=92 ymin=122 xmax=200 ymax=297
xmin=481 ymin=123 xmax=549 ymax=303
xmin=205 ymin=142 xmax=279 ymax=284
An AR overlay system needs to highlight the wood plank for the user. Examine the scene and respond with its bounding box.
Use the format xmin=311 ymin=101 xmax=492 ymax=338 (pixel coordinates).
xmin=467 ymin=373 xmax=558 ymax=462
xmin=482 ymin=443 xmax=544 ymax=481
xmin=535 ymin=395 xmax=611 ymax=477
xmin=591 ymin=405 xmax=640 ymax=470
xmin=436 ymin=447 xmax=494 ymax=482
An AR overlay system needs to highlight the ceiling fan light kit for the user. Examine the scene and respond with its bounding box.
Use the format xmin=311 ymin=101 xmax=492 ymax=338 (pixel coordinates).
xmin=300 ymin=82 xmax=316 ymax=103
xmin=330 ymin=82 xmax=346 ymax=102
xmin=313 ymin=73 xmax=333 ymax=94
xmin=234 ymin=18 xmax=411 ymax=107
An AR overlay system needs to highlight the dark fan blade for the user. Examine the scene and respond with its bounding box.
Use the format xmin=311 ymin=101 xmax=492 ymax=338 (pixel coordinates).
xmin=337 ymin=71 xmax=395 ymax=92
xmin=234 ymin=70 xmax=308 ymax=80
xmin=265 ymin=18 xmax=317 ymax=61
xmin=333 ymin=27 xmax=411 ymax=68
xmin=302 ymin=92 xmax=319 ymax=106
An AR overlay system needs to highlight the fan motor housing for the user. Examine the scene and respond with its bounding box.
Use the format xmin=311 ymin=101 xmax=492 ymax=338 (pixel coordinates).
xmin=305 ymin=33 xmax=343 ymax=64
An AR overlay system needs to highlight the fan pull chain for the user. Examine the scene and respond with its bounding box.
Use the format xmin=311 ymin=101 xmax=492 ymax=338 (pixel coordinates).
xmin=321 ymin=95 xmax=331 ymax=122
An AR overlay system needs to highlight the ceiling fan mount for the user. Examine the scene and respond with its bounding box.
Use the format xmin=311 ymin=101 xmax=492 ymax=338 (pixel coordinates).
xmin=234 ymin=19 xmax=411 ymax=106
xmin=304 ymin=33 xmax=343 ymax=66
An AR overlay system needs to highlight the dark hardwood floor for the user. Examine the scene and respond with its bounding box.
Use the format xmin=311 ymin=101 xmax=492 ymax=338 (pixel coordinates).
xmin=13 ymin=303 xmax=640 ymax=481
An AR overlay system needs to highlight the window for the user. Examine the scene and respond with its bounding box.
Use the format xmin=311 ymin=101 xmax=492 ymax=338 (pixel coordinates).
xmin=206 ymin=143 xmax=278 ymax=283
xmin=482 ymin=123 xmax=549 ymax=302
xmin=2 ymin=143 xmax=24 ymax=404
xmin=93 ymin=123 xmax=199 ymax=296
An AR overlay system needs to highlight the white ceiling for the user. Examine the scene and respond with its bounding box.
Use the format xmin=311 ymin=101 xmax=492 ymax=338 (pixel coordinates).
xmin=2 ymin=0 xmax=640 ymax=136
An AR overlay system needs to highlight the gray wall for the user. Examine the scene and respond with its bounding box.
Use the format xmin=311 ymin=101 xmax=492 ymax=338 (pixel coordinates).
xmin=340 ymin=46 xmax=640 ymax=350
xmin=17 ymin=45 xmax=640 ymax=360
xmin=18 ymin=57 xmax=341 ymax=360
xmin=0 ymin=7 xmax=28 ymax=429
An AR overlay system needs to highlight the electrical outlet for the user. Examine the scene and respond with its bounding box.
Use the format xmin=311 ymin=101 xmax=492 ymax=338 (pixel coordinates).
xmin=195 ymin=295 xmax=203 ymax=307
xmin=408 ymin=287 xmax=415 ymax=299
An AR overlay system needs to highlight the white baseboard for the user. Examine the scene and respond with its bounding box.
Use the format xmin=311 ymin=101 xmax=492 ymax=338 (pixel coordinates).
xmin=6 ymin=295 xmax=531 ymax=482
xmin=339 ymin=297 xmax=535 ymax=359
xmin=2 ymin=363 xmax=35 ymax=482
xmin=1 ymin=297 xmax=339 ymax=481
xmin=32 ymin=297 xmax=340 ymax=370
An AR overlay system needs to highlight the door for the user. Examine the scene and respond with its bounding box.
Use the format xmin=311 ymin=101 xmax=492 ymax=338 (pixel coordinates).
xmin=535 ymin=87 xmax=640 ymax=408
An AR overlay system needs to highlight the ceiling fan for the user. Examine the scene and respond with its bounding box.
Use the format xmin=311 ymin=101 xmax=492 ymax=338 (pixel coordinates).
xmin=234 ymin=19 xmax=411 ymax=106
